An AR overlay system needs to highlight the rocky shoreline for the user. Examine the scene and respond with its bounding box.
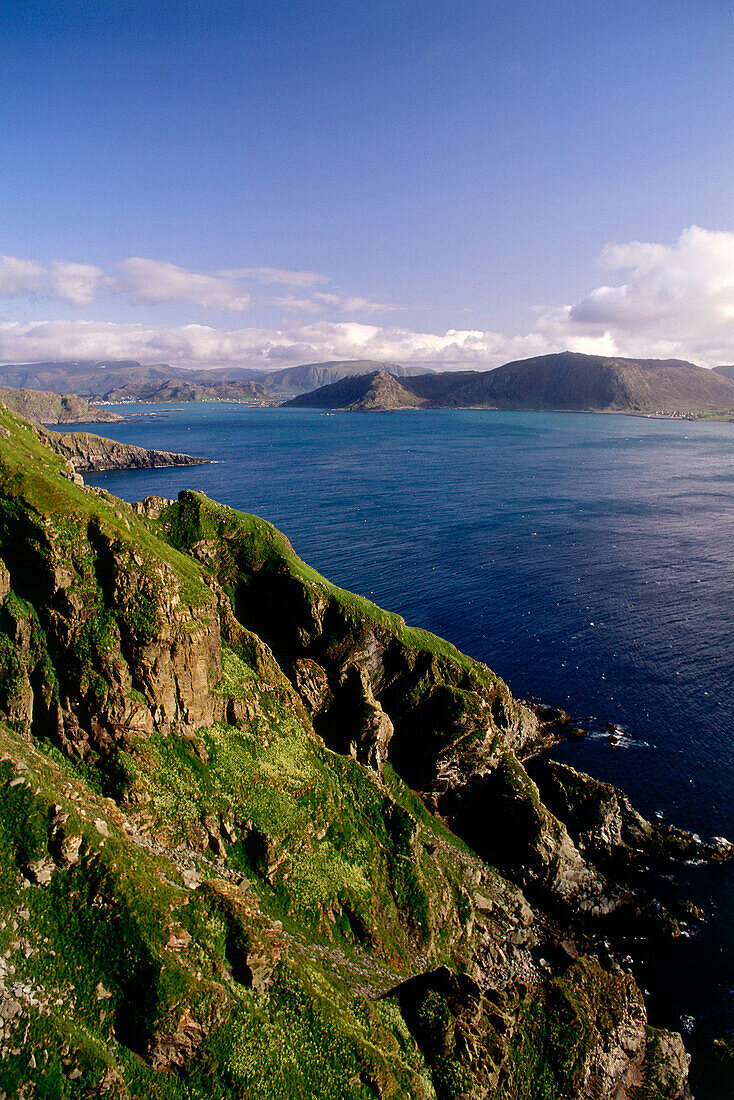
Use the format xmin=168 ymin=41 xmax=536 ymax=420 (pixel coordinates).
xmin=43 ymin=427 xmax=211 ymax=474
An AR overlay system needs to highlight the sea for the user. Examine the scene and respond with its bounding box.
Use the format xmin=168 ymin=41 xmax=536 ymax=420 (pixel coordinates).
xmin=73 ymin=404 xmax=734 ymax=1094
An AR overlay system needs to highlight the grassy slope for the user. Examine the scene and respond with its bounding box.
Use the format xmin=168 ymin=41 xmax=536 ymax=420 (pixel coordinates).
xmin=154 ymin=489 xmax=486 ymax=672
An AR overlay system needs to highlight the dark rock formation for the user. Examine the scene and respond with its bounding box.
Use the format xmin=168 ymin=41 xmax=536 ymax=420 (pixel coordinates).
xmin=44 ymin=428 xmax=210 ymax=473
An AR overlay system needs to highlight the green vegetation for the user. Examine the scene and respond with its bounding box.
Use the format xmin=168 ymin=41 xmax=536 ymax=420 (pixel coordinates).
xmin=157 ymin=490 xmax=486 ymax=671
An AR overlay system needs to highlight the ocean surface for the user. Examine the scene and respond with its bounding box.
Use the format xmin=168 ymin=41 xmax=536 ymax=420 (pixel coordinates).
xmin=73 ymin=404 xmax=734 ymax=1091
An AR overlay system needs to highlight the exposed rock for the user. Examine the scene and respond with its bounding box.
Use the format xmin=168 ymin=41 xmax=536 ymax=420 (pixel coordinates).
xmin=392 ymin=958 xmax=691 ymax=1100
xmin=44 ymin=429 xmax=209 ymax=473
xmin=54 ymin=832 xmax=83 ymax=867
xmin=437 ymin=750 xmax=618 ymax=914
xmin=25 ymin=858 xmax=55 ymax=886
xmin=532 ymin=759 xmax=726 ymax=868
xmin=131 ymin=496 xmax=174 ymax=520
xmin=291 ymin=657 xmax=332 ymax=713
xmin=147 ymin=1007 xmax=206 ymax=1070
xmin=0 ymin=560 xmax=9 ymax=605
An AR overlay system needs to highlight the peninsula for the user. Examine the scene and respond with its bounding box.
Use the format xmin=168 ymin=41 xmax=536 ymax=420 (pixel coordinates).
xmin=44 ymin=428 xmax=211 ymax=474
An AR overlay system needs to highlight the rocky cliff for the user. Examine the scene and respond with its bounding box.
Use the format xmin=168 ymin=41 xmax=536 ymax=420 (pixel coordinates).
xmin=44 ymin=428 xmax=211 ymax=473
xmin=0 ymin=403 xmax=725 ymax=1098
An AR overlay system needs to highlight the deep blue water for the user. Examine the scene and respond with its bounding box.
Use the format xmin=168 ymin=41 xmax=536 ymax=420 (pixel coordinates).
xmin=69 ymin=405 xmax=734 ymax=1086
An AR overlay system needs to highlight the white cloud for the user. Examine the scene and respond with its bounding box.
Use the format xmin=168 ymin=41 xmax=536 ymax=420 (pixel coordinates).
xmin=48 ymin=262 xmax=108 ymax=306
xmin=217 ymin=267 xmax=327 ymax=289
xmin=0 ymin=318 xmax=557 ymax=370
xmin=555 ymin=226 xmax=734 ymax=364
xmin=268 ymin=291 xmax=401 ymax=315
xmin=0 ymin=254 xmax=391 ymax=316
xmin=117 ymin=258 xmax=252 ymax=311
xmin=0 ymin=256 xmax=45 ymax=296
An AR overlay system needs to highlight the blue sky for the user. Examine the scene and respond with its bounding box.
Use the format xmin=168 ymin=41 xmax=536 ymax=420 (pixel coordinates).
xmin=2 ymin=0 xmax=734 ymax=369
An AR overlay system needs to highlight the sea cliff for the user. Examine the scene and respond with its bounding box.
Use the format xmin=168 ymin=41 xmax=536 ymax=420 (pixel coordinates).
xmin=0 ymin=405 xmax=725 ymax=1098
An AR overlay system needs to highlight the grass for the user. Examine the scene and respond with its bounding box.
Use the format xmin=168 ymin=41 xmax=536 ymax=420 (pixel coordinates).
xmin=157 ymin=491 xmax=490 ymax=673
xmin=0 ymin=408 xmax=686 ymax=1100
xmin=0 ymin=405 xmax=210 ymax=608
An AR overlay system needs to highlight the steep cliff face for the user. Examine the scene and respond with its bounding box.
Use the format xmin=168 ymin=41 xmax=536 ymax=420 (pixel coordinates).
xmin=0 ymin=405 xmax=717 ymax=1099
xmin=153 ymin=490 xmax=544 ymax=787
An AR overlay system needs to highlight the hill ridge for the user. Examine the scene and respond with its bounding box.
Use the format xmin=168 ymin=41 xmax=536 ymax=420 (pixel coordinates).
xmin=289 ymin=350 xmax=734 ymax=415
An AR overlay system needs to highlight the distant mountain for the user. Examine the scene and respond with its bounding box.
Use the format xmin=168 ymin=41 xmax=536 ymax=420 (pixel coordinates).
xmin=0 ymin=360 xmax=180 ymax=395
xmin=101 ymin=379 xmax=273 ymax=403
xmin=260 ymin=360 xmax=426 ymax=395
xmin=0 ymin=358 xmax=424 ymax=398
xmin=289 ymin=352 xmax=734 ymax=416
xmin=287 ymin=370 xmax=427 ymax=410
xmin=0 ymin=387 xmax=124 ymax=424
xmin=713 ymin=364 xmax=734 ymax=381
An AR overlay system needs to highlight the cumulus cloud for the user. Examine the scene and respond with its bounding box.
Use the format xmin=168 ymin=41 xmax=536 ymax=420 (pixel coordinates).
xmin=555 ymin=226 xmax=734 ymax=364
xmin=0 ymin=318 xmax=558 ymax=371
xmin=0 ymin=256 xmax=107 ymax=305
xmin=48 ymin=262 xmax=108 ymax=306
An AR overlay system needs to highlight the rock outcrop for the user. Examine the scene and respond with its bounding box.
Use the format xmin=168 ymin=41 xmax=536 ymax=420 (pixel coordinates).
xmin=44 ymin=428 xmax=210 ymax=472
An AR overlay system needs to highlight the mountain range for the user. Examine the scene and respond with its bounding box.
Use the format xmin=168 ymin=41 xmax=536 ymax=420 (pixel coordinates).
xmin=287 ymin=352 xmax=734 ymax=415
xmin=0 ymin=359 xmax=428 ymax=399
xmin=99 ymin=379 xmax=273 ymax=404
